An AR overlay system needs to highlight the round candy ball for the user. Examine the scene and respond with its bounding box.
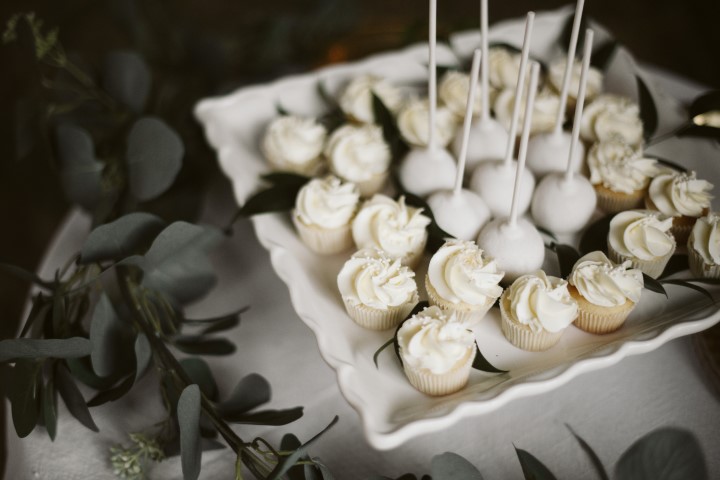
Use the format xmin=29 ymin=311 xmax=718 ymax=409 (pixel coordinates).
xmin=531 ymin=173 xmax=597 ymax=234
xmin=451 ymin=118 xmax=509 ymax=175
xmin=470 ymin=160 xmax=536 ymax=219
xmin=398 ymin=147 xmax=457 ymax=197
xmin=427 ymin=189 xmax=491 ymax=241
xmin=476 ymin=217 xmax=545 ymax=283
xmin=526 ymin=131 xmax=585 ymax=179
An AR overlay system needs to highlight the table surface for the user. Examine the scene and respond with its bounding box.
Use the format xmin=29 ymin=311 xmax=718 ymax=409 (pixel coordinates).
xmin=5 ymin=69 xmax=720 ymax=480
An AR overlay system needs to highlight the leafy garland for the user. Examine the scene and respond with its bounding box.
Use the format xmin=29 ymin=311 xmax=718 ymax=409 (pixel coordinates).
xmin=1 ymin=8 xmax=717 ymax=480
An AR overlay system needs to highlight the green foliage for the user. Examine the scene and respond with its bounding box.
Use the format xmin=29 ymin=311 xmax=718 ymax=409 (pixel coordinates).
xmin=431 ymin=452 xmax=484 ymax=479
xmin=103 ymin=50 xmax=151 ymax=113
xmin=178 ymin=384 xmax=202 ymax=480
xmin=514 ymin=447 xmax=558 ymax=480
xmin=80 ymin=212 xmax=165 ymax=264
xmin=0 ymin=337 xmax=92 ymax=362
xmin=54 ymin=123 xmax=105 ymax=210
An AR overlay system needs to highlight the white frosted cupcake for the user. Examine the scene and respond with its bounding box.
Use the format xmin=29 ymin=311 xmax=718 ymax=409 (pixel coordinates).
xmin=325 ymin=124 xmax=391 ymax=197
xmin=588 ymin=139 xmax=659 ymax=213
xmin=439 ymin=70 xmax=496 ymax=119
xmin=488 ymin=47 xmax=526 ymax=90
xmin=352 ymin=194 xmax=430 ymax=268
xmin=688 ymin=213 xmax=720 ymax=278
xmin=425 ymin=240 xmax=504 ymax=326
xmin=607 ymin=210 xmax=676 ymax=279
xmin=397 ymin=306 xmax=476 ymax=396
xmin=338 ymin=74 xmax=404 ymax=124
xmin=261 ymin=115 xmax=327 ymax=175
xmin=499 ymin=271 xmax=578 ymax=351
xmin=548 ymin=56 xmax=603 ymax=110
xmin=569 ymin=251 xmax=644 ymax=334
xmin=292 ymin=176 xmax=360 ymax=254
xmin=494 ymin=86 xmax=560 ymax=136
xmin=646 ymin=170 xmax=714 ymax=245
xmin=397 ymin=97 xmax=458 ymax=148
xmin=581 ymin=94 xmax=644 ymax=147
xmin=337 ymin=248 xmax=418 ymax=330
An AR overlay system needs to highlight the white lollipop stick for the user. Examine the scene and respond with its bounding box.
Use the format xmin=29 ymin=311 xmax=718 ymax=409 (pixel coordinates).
xmin=565 ymin=29 xmax=594 ymax=182
xmin=428 ymin=0 xmax=438 ymax=152
xmin=480 ymin=0 xmax=490 ymax=123
xmin=553 ymin=0 xmax=585 ymax=136
xmin=502 ymin=12 xmax=535 ymax=167
xmin=454 ymin=49 xmax=482 ymax=196
xmin=509 ymin=61 xmax=540 ymax=228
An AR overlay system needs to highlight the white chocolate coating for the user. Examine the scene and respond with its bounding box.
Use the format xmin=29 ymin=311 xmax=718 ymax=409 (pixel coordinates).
xmin=525 ymin=131 xmax=585 ymax=178
xmin=398 ymin=146 xmax=457 ymax=197
xmin=470 ymin=160 xmax=536 ymax=218
xmin=427 ymin=189 xmax=491 ymax=241
xmin=476 ymin=217 xmax=545 ymax=283
xmin=451 ymin=117 xmax=509 ymax=174
xmin=531 ymin=173 xmax=597 ymax=234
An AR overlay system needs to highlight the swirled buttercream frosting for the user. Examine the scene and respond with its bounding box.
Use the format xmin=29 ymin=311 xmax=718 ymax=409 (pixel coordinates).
xmin=494 ymin=87 xmax=560 ymax=135
xmin=337 ymin=248 xmax=417 ymax=310
xmin=569 ymin=251 xmax=644 ymax=307
xmin=325 ymin=124 xmax=391 ymax=183
xmin=261 ymin=115 xmax=326 ymax=174
xmin=488 ymin=47 xmax=526 ymax=90
xmin=581 ymin=94 xmax=643 ymax=146
xmin=648 ymin=171 xmax=713 ymax=217
xmin=438 ymin=70 xmax=490 ymax=118
xmin=294 ymin=175 xmax=359 ymax=229
xmin=608 ymin=210 xmax=674 ymax=261
xmin=352 ymin=195 xmax=430 ymax=261
xmin=549 ymin=57 xmax=603 ymax=102
xmin=397 ymin=306 xmax=475 ymax=375
xmin=690 ymin=213 xmax=720 ymax=265
xmin=505 ymin=271 xmax=577 ymax=333
xmin=588 ymin=139 xmax=659 ymax=194
xmin=397 ymin=98 xmax=457 ymax=147
xmin=428 ymin=240 xmax=504 ymax=306
xmin=338 ymin=74 xmax=403 ymax=124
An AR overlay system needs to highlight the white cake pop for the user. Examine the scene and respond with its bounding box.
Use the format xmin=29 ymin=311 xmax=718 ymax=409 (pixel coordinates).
xmin=532 ymin=29 xmax=597 ymax=234
xmin=451 ymin=0 xmax=508 ymax=174
xmin=526 ymin=0 xmax=585 ymax=178
xmin=398 ymin=0 xmax=457 ymax=197
xmin=470 ymin=12 xmax=536 ymax=218
xmin=428 ymin=49 xmax=491 ymax=240
xmin=477 ymin=60 xmax=545 ymax=283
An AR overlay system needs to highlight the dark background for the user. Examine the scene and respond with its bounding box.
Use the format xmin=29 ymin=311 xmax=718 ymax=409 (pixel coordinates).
xmin=1 ymin=0 xmax=718 ymax=475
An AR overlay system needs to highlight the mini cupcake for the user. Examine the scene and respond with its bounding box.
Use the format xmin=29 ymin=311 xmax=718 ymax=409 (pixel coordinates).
xmin=548 ymin=56 xmax=603 ymax=111
xmin=588 ymin=138 xmax=659 ymax=213
xmin=261 ymin=115 xmax=327 ymax=175
xmin=425 ymin=240 xmax=504 ymax=326
xmin=607 ymin=210 xmax=676 ymax=278
xmin=352 ymin=194 xmax=430 ymax=268
xmin=325 ymin=124 xmax=391 ymax=197
xmin=494 ymin=86 xmax=560 ymax=136
xmin=438 ymin=70 xmax=496 ymax=119
xmin=397 ymin=97 xmax=458 ymax=148
xmin=499 ymin=271 xmax=578 ymax=351
xmin=338 ymin=74 xmax=404 ymax=124
xmin=487 ymin=47 xmax=527 ymax=90
xmin=396 ymin=306 xmax=476 ymax=396
xmin=568 ymin=251 xmax=644 ymax=334
xmin=337 ymin=248 xmax=419 ymax=330
xmin=581 ymin=94 xmax=643 ymax=147
xmin=646 ymin=170 xmax=714 ymax=245
xmin=688 ymin=213 xmax=720 ymax=278
xmin=292 ymin=175 xmax=360 ymax=254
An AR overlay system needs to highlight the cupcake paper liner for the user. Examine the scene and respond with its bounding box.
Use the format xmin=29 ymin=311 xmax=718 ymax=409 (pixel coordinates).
xmin=339 ymin=171 xmax=388 ymax=198
xmin=292 ymin=213 xmax=354 ymax=255
xmin=402 ymin=348 xmax=476 ymax=396
xmin=644 ymin=196 xmax=704 ymax=246
xmin=499 ymin=293 xmax=564 ymax=351
xmin=594 ymin=185 xmax=645 ymax=213
xmin=569 ymin=288 xmax=635 ymax=334
xmin=425 ymin=275 xmax=496 ymax=327
xmin=342 ymin=293 xmax=418 ymax=331
xmin=607 ymin=242 xmax=675 ymax=279
xmin=688 ymin=245 xmax=720 ymax=279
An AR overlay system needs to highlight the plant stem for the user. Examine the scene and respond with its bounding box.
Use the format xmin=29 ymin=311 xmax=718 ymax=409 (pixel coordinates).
xmin=646 ymin=122 xmax=692 ymax=147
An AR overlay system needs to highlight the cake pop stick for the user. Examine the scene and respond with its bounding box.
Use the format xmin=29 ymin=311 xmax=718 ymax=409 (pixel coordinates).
xmin=565 ymin=29 xmax=594 ymax=181
xmin=553 ymin=0 xmax=585 ymax=136
xmin=428 ymin=0 xmax=438 ymax=152
xmin=509 ymin=61 xmax=541 ymax=228
xmin=502 ymin=12 xmax=535 ymax=167
xmin=454 ymin=49 xmax=482 ymax=195
xmin=480 ymin=0 xmax=491 ymax=124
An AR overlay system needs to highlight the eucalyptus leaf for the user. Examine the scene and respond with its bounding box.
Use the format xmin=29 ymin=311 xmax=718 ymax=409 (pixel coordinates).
xmin=514 ymin=447 xmax=558 ymax=480
xmin=688 ymin=90 xmax=720 ymax=119
xmin=431 ymin=452 xmax=484 ymax=480
xmin=592 ymin=40 xmax=619 ymax=72
xmin=217 ymin=373 xmax=271 ymax=417
xmin=646 ymin=156 xmax=687 ymax=173
xmin=615 ymin=427 xmax=707 ymax=480
xmin=20 ymin=293 xmax=52 ymax=337
xmin=472 ymin=342 xmax=507 ymax=374
xmin=56 ymin=364 xmax=99 ymax=432
xmin=0 ymin=262 xmax=53 ymax=290
xmin=658 ymin=254 xmax=689 ymax=279
xmin=172 ymin=336 xmax=236 ymax=356
xmin=90 ymin=293 xmax=130 ymax=377
xmin=403 ymin=193 xmax=453 ymax=253
xmin=80 ymin=212 xmax=165 ymax=264
xmin=643 ymin=273 xmax=668 ymax=298
xmin=223 ymin=407 xmax=303 ymax=425
xmin=103 ymin=50 xmax=151 ymax=113
xmin=372 ymin=92 xmax=408 ymax=162
xmin=134 ymin=333 xmax=152 ymax=384
xmin=0 ymin=337 xmax=92 ymax=363
xmin=276 ymin=103 xmax=290 ymax=116
xmin=677 ymin=124 xmax=720 ymax=142
xmin=134 ymin=221 xmax=223 ymax=304
xmin=281 ymin=434 xmax=307 ymax=480
xmin=660 ymin=279 xmax=715 ymax=303
xmin=636 ymin=75 xmax=659 ymax=143
xmin=268 ymin=416 xmax=339 ymax=480
xmin=126 ymin=117 xmax=184 ymax=201
xmin=180 ymin=357 xmax=218 ymax=401
xmin=373 ymin=337 xmax=395 ymax=368
xmin=66 ymin=357 xmax=117 ymax=390
xmin=551 ymin=243 xmax=581 ymax=279
xmin=261 ymin=172 xmax=311 ymax=189
xmin=565 ymin=424 xmax=609 ymax=480
xmin=178 ymin=384 xmax=202 ymax=480
xmin=556 ymin=10 xmax=588 ymax=54
xmin=7 ymin=359 xmax=41 ymax=438
xmin=86 ymin=374 xmax=134 ymax=407
xmin=579 ymin=215 xmax=612 ymax=255
xmin=239 ymin=184 xmax=302 ymax=217
xmin=41 ymin=376 xmax=58 ymax=441
xmin=55 ymin=123 xmax=104 ymax=210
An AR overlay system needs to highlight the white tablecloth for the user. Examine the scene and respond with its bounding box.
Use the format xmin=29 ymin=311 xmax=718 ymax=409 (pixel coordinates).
xmin=5 ymin=69 xmax=720 ymax=479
